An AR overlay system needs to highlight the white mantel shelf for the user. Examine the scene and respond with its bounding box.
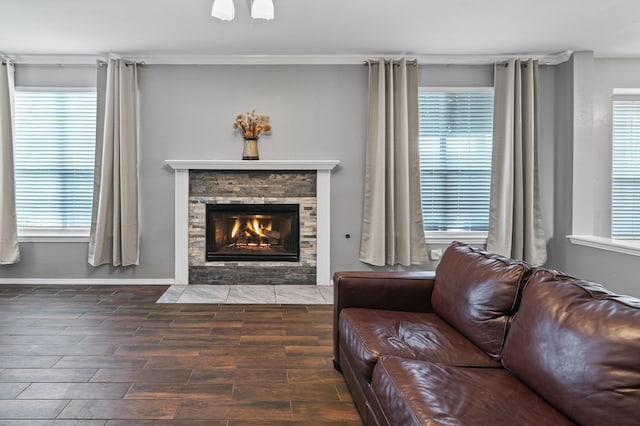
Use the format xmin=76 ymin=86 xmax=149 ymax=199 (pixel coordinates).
xmin=166 ymin=159 xmax=340 ymax=171
xmin=166 ymin=159 xmax=340 ymax=286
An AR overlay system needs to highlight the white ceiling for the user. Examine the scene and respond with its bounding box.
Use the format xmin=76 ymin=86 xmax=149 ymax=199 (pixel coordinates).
xmin=2 ymin=0 xmax=640 ymax=61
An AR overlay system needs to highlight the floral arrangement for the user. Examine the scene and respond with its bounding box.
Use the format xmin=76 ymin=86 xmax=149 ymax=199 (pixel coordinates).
xmin=233 ymin=109 xmax=272 ymax=140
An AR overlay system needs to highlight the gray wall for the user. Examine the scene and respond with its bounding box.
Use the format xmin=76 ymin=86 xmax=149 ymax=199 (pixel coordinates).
xmin=1 ymin=63 xmax=498 ymax=281
xmin=3 ymin=59 xmax=638 ymax=297
xmin=545 ymin=57 xmax=574 ymax=272
xmin=549 ymin=55 xmax=640 ymax=297
xmin=145 ymin=64 xmax=370 ymax=278
xmin=3 ymin=64 xmax=369 ymax=279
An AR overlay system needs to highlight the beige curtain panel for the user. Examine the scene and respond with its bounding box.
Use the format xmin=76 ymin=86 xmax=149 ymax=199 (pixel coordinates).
xmin=0 ymin=61 xmax=20 ymax=265
xmin=88 ymin=59 xmax=140 ymax=267
xmin=359 ymin=58 xmax=428 ymax=266
xmin=487 ymin=59 xmax=547 ymax=265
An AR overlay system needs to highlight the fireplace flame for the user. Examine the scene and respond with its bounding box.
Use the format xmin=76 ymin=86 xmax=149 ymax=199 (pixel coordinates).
xmin=230 ymin=217 xmax=274 ymax=248
xmin=231 ymin=220 xmax=242 ymax=239
xmin=253 ymin=218 xmax=263 ymax=237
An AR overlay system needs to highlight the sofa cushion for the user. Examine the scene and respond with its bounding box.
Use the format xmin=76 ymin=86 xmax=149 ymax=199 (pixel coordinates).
xmin=371 ymin=356 xmax=574 ymax=426
xmin=339 ymin=307 xmax=499 ymax=383
xmin=432 ymin=241 xmax=532 ymax=359
xmin=501 ymin=269 xmax=640 ymax=426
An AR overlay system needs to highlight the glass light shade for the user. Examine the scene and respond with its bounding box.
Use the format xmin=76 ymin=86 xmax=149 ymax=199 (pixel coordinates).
xmin=251 ymin=0 xmax=274 ymax=20
xmin=212 ymin=0 xmax=235 ymax=21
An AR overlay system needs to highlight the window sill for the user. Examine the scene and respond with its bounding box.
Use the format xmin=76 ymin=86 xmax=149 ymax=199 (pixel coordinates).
xmin=425 ymin=231 xmax=488 ymax=246
xmin=18 ymin=228 xmax=90 ymax=243
xmin=567 ymin=235 xmax=640 ymax=257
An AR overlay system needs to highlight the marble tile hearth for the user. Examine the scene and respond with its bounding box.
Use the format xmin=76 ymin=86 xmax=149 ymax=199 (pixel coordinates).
xmin=157 ymin=284 xmax=333 ymax=304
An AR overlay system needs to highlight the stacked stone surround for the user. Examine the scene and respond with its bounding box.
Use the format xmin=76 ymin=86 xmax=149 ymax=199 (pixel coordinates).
xmin=188 ymin=170 xmax=317 ymax=285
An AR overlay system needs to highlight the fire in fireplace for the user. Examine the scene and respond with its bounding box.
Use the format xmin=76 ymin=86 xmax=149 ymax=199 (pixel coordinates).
xmin=206 ymin=204 xmax=299 ymax=261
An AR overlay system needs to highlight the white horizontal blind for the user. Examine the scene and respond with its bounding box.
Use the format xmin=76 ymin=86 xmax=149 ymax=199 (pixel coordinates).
xmin=418 ymin=90 xmax=494 ymax=232
xmin=14 ymin=90 xmax=96 ymax=229
xmin=612 ymin=96 xmax=640 ymax=238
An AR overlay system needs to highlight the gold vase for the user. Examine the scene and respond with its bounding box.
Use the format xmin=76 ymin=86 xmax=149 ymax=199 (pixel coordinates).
xmin=242 ymin=138 xmax=259 ymax=160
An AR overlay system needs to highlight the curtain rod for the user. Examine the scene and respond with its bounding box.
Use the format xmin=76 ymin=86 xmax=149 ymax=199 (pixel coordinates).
xmin=362 ymin=59 xmax=418 ymax=66
xmin=5 ymin=51 xmax=573 ymax=66
xmin=363 ymin=52 xmax=570 ymax=66
xmin=97 ymin=59 xmax=145 ymax=67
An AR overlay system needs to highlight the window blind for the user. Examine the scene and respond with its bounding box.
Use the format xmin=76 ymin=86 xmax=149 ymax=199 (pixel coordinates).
xmin=14 ymin=90 xmax=97 ymax=229
xmin=418 ymin=90 xmax=494 ymax=232
xmin=612 ymin=97 xmax=640 ymax=238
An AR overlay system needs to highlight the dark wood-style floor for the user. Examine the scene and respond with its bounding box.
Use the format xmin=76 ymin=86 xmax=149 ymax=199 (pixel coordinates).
xmin=0 ymin=285 xmax=362 ymax=425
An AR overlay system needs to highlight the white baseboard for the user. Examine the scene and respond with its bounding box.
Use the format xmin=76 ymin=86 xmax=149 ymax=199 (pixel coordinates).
xmin=0 ymin=278 xmax=175 ymax=285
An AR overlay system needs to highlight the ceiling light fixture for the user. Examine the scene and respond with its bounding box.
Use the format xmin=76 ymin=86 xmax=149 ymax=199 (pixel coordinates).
xmin=251 ymin=0 xmax=274 ymax=20
xmin=211 ymin=0 xmax=235 ymax=21
xmin=211 ymin=0 xmax=274 ymax=21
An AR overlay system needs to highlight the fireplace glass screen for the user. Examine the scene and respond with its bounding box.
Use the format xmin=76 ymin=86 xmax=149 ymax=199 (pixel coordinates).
xmin=206 ymin=204 xmax=299 ymax=262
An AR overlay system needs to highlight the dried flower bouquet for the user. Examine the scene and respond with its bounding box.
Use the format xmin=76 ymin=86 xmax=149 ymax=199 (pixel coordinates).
xmin=233 ymin=109 xmax=272 ymax=140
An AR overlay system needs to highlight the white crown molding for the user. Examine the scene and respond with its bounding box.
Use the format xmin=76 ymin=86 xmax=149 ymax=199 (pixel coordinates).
xmin=7 ymin=51 xmax=573 ymax=66
xmin=8 ymin=54 xmax=104 ymax=65
xmin=143 ymin=52 xmax=573 ymax=65
xmin=144 ymin=55 xmax=368 ymax=65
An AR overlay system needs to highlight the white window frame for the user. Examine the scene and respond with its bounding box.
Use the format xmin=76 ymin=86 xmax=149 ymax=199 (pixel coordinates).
xmin=14 ymin=86 xmax=96 ymax=243
xmin=419 ymin=86 xmax=493 ymax=246
xmin=611 ymin=89 xmax=640 ymax=239
xmin=568 ymin=88 xmax=640 ymax=257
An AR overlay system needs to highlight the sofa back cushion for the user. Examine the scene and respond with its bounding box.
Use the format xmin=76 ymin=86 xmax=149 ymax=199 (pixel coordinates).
xmin=432 ymin=242 xmax=531 ymax=359
xmin=501 ymin=269 xmax=640 ymax=426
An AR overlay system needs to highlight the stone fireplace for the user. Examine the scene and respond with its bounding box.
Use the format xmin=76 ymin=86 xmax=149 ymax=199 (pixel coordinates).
xmin=189 ymin=170 xmax=316 ymax=285
xmin=166 ymin=160 xmax=339 ymax=285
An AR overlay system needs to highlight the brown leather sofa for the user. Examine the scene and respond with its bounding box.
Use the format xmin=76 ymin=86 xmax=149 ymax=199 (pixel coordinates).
xmin=333 ymin=241 xmax=640 ymax=426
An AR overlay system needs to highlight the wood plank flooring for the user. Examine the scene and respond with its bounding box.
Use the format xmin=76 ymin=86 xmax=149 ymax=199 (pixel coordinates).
xmin=0 ymin=285 xmax=362 ymax=425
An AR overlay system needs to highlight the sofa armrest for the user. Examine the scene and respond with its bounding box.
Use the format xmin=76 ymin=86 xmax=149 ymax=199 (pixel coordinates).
xmin=333 ymin=271 xmax=436 ymax=312
xmin=332 ymin=271 xmax=436 ymax=369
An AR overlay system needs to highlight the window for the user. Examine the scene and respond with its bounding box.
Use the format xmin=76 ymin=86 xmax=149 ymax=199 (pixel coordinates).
xmin=14 ymin=89 xmax=97 ymax=238
xmin=612 ymin=93 xmax=640 ymax=239
xmin=418 ymin=89 xmax=494 ymax=239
